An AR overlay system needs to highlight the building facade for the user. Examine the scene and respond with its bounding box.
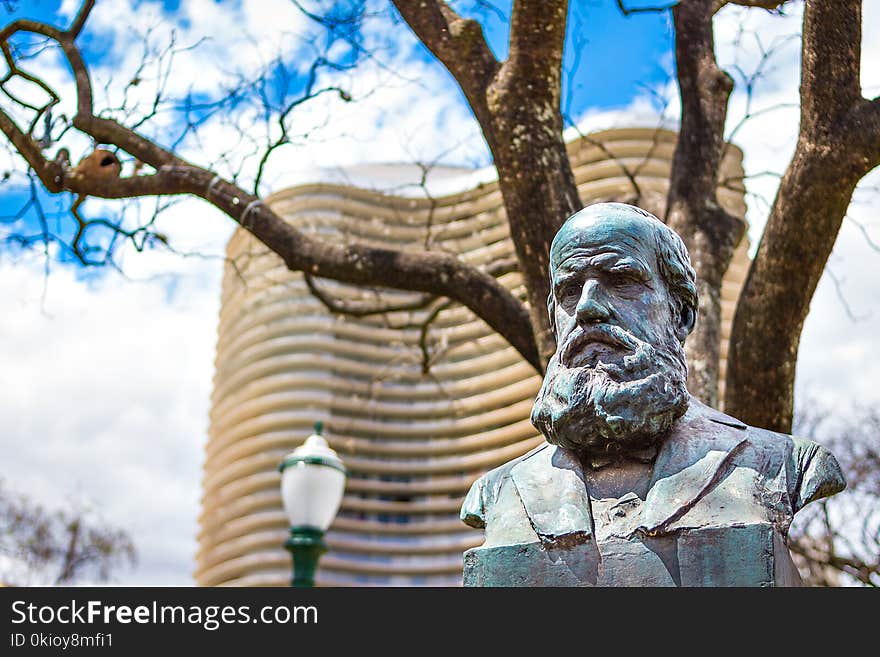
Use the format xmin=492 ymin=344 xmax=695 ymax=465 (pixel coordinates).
xmin=195 ymin=128 xmax=749 ymax=586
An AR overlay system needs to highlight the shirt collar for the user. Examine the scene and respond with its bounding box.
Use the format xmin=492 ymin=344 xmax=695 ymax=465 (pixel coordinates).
xmin=585 ymin=444 xmax=659 ymax=470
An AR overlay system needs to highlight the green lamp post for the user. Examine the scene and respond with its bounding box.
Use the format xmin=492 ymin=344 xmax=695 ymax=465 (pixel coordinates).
xmin=279 ymin=421 xmax=347 ymax=587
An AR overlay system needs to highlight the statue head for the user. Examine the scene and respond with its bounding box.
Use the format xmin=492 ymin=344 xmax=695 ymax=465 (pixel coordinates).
xmin=531 ymin=202 xmax=698 ymax=462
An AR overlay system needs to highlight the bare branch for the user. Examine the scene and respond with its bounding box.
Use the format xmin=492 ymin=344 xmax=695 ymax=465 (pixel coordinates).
xmin=846 ymin=215 xmax=880 ymax=254
xmin=484 ymin=257 xmax=518 ymax=277
xmin=615 ymin=1 xmax=676 ymax=16
xmin=391 ymin=0 xmax=499 ymax=142
xmin=418 ymin=297 xmax=454 ymax=374
xmin=304 ymin=274 xmax=435 ymax=318
xmin=0 ymin=40 xmax=59 ymax=137
xmin=0 ymin=107 xmax=64 ymax=191
xmin=0 ymin=6 xmax=542 ymax=371
xmin=17 ymin=154 xmax=543 ymax=368
xmin=824 ymin=267 xmax=871 ymax=322
xmin=66 ymin=0 xmax=95 ymax=39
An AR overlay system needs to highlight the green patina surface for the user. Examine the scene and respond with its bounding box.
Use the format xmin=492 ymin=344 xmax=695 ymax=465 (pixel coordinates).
xmin=464 ymin=524 xmax=800 ymax=587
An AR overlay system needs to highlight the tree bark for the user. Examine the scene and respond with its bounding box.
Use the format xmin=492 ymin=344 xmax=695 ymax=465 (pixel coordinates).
xmin=725 ymin=0 xmax=880 ymax=432
xmin=487 ymin=0 xmax=581 ymax=365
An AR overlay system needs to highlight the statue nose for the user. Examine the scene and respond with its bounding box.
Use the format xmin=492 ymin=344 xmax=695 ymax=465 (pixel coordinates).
xmin=576 ymin=280 xmax=611 ymax=324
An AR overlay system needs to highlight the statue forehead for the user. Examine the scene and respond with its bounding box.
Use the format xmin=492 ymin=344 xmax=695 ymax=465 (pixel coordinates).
xmin=550 ymin=204 xmax=660 ymax=271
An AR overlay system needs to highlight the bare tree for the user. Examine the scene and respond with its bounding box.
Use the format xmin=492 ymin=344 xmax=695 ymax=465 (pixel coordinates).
xmin=1 ymin=1 xmax=879 ymax=583
xmin=788 ymin=405 xmax=880 ymax=587
xmin=0 ymin=479 xmax=136 ymax=585
xmin=725 ymin=1 xmax=880 ymax=431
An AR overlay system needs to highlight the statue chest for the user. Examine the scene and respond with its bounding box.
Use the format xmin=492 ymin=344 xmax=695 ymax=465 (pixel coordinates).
xmin=466 ymin=471 xmax=800 ymax=586
xmin=463 ymin=523 xmax=802 ymax=586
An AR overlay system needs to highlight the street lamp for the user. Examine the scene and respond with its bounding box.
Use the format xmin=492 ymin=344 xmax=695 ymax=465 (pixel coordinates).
xmin=278 ymin=421 xmax=347 ymax=587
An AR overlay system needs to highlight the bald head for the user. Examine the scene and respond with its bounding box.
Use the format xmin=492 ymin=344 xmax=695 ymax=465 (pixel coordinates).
xmin=548 ymin=202 xmax=698 ymax=342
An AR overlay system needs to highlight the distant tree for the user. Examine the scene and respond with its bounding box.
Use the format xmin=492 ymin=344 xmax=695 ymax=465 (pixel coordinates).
xmin=788 ymin=406 xmax=880 ymax=587
xmin=0 ymin=480 xmax=136 ymax=585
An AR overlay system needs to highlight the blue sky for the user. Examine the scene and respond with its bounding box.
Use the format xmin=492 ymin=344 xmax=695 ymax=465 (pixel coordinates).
xmin=452 ymin=1 xmax=675 ymax=115
xmin=0 ymin=1 xmax=879 ymax=585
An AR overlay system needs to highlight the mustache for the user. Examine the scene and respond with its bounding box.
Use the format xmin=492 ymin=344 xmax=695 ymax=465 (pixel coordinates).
xmin=560 ymin=323 xmax=646 ymax=367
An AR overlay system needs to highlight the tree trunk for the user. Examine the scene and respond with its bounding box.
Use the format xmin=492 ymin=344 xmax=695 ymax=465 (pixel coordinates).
xmin=725 ymin=0 xmax=879 ymax=432
xmin=665 ymin=0 xmax=746 ymax=408
xmin=725 ymin=149 xmax=866 ymax=432
xmin=488 ymin=79 xmax=581 ymax=366
xmin=393 ymin=0 xmax=579 ymax=368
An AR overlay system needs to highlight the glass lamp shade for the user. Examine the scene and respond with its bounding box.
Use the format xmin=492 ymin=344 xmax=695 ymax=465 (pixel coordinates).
xmin=279 ymin=432 xmax=346 ymax=531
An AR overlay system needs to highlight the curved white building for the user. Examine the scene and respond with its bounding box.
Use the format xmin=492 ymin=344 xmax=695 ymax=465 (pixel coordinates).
xmin=195 ymin=128 xmax=749 ymax=586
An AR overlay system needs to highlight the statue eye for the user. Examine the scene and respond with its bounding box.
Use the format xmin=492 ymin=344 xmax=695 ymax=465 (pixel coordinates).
xmin=608 ymin=267 xmax=645 ymax=286
xmin=556 ymin=279 xmax=581 ymax=303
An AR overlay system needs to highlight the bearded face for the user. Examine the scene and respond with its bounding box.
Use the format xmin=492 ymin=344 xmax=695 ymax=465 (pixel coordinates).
xmin=531 ymin=320 xmax=689 ymax=460
xmin=530 ymin=204 xmax=696 ymax=463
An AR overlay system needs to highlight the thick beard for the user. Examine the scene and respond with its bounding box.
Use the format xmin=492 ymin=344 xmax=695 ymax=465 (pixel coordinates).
xmin=530 ymin=328 xmax=689 ymax=461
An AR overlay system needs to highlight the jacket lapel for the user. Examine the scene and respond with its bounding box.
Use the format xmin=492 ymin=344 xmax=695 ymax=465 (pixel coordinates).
xmin=638 ymin=399 xmax=749 ymax=535
xmin=510 ymin=444 xmax=593 ymax=540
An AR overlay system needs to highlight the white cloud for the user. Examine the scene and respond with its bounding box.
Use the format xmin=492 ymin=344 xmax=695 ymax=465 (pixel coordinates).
xmin=0 ymin=251 xmax=221 ymax=585
xmin=47 ymin=0 xmax=488 ymax=187
xmin=76 ymin=0 xmax=312 ymax=96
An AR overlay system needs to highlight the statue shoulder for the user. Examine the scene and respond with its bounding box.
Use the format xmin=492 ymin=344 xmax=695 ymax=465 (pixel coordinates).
xmin=692 ymin=399 xmax=846 ymax=513
xmin=787 ymin=434 xmax=847 ymax=512
xmin=744 ymin=423 xmax=846 ymax=513
xmin=460 ymin=442 xmax=549 ymax=529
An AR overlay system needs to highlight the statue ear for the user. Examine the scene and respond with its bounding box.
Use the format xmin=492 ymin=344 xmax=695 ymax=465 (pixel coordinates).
xmin=677 ymin=305 xmax=696 ymax=340
xmin=547 ymin=291 xmax=557 ymax=337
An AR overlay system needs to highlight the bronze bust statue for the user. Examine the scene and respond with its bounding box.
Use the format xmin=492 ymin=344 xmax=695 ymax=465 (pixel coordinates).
xmin=461 ymin=203 xmax=845 ymax=586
